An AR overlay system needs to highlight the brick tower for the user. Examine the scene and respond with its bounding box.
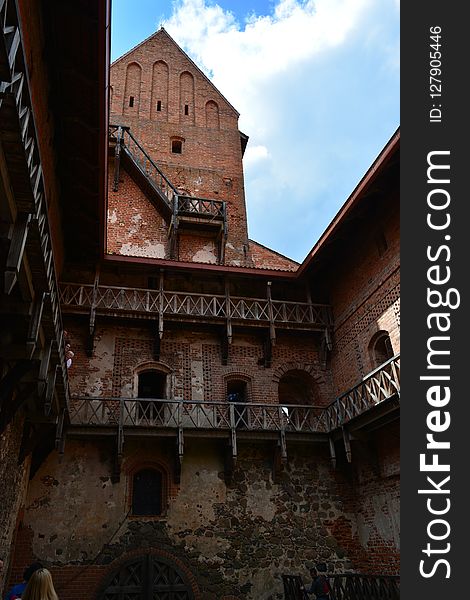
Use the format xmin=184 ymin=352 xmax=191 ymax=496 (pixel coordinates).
xmin=107 ymin=28 xmax=287 ymax=269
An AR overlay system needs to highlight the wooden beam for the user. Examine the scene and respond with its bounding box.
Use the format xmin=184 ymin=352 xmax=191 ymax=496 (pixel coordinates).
xmin=4 ymin=213 xmax=32 ymax=294
xmin=342 ymin=426 xmax=352 ymax=463
xmin=26 ymin=291 xmax=46 ymax=357
xmin=328 ymin=436 xmax=337 ymax=469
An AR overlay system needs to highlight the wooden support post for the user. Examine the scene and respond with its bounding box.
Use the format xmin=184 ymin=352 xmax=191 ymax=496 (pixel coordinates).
xmin=55 ymin=409 xmax=66 ymax=455
xmin=263 ymin=335 xmax=273 ymax=368
xmin=221 ymin=330 xmax=229 ymax=366
xmin=266 ymin=281 xmax=276 ymax=345
xmin=224 ymin=405 xmax=238 ymax=485
xmin=4 ymin=213 xmax=32 ymax=294
xmin=169 ymin=195 xmax=179 ymax=259
xmin=26 ymin=292 xmax=46 ymax=358
xmin=157 ymin=269 xmax=164 ymax=342
xmin=38 ymin=341 xmax=52 ymax=398
xmin=229 ymin=402 xmax=237 ymax=463
xmin=306 ymin=285 xmax=314 ymax=323
xmin=219 ymin=202 xmax=228 ymax=265
xmin=153 ymin=327 xmax=161 ymax=361
xmin=342 ymin=427 xmax=352 ymax=463
xmin=329 ymin=436 xmax=337 ymax=469
xmin=225 ymin=280 xmax=232 ymax=344
xmin=113 ymin=126 xmax=123 ymax=191
xmin=174 ymin=400 xmax=183 ymax=484
xmin=87 ymin=267 xmax=100 ymax=357
xmin=44 ymin=365 xmax=58 ymax=416
xmin=279 ymin=405 xmax=287 ymax=463
xmin=112 ymin=399 xmax=124 ymax=483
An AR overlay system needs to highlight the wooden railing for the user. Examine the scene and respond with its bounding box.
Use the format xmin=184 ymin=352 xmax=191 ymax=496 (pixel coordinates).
xmin=177 ymin=195 xmax=225 ymax=220
xmin=68 ymin=356 xmax=399 ymax=435
xmin=110 ymin=124 xmax=175 ymax=208
xmin=330 ymin=573 xmax=399 ymax=599
xmin=282 ymin=574 xmax=399 ymax=600
xmin=59 ymin=283 xmax=331 ymax=330
xmin=109 ymin=124 xmax=226 ymax=222
xmin=324 ymin=355 xmax=400 ymax=431
xmin=69 ymin=398 xmax=328 ymax=433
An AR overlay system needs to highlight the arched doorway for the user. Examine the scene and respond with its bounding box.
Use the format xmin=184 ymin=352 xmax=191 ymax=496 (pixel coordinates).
xmin=100 ymin=553 xmax=194 ymax=599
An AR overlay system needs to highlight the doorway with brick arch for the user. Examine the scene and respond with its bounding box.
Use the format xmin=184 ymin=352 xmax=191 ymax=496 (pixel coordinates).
xmin=99 ymin=553 xmax=195 ymax=600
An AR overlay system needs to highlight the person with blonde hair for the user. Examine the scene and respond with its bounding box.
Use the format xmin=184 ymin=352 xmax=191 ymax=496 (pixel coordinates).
xmin=21 ymin=568 xmax=58 ymax=600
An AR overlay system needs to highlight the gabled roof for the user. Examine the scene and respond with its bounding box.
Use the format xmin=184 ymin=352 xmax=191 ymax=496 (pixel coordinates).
xmin=111 ymin=27 xmax=240 ymax=117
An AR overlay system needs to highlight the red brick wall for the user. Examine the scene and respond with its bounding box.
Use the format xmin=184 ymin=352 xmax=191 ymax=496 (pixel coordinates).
xmin=250 ymin=240 xmax=298 ymax=272
xmin=330 ymin=422 xmax=400 ymax=575
xmin=107 ymin=159 xmax=169 ymax=258
xmin=328 ymin=191 xmax=400 ymax=394
xmin=64 ymin=321 xmax=332 ymax=406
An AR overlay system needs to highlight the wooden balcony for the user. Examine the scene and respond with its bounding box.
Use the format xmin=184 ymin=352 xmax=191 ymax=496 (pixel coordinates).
xmin=324 ymin=354 xmax=400 ymax=431
xmin=69 ymin=397 xmax=327 ymax=434
xmin=59 ymin=282 xmax=331 ymax=332
xmin=65 ymin=356 xmax=400 ymax=478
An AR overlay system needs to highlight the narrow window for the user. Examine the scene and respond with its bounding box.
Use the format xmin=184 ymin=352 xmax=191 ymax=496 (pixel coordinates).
xmin=129 ymin=96 xmax=134 ymax=107
xmin=157 ymin=100 xmax=162 ymax=112
xmin=372 ymin=333 xmax=394 ymax=368
xmin=132 ymin=469 xmax=162 ymax=516
xmin=171 ymin=140 xmax=183 ymax=154
xmin=184 ymin=104 xmax=189 ymax=116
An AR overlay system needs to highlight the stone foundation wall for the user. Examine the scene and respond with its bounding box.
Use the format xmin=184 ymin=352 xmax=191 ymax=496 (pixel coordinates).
xmin=8 ymin=434 xmax=399 ymax=599
xmin=0 ymin=413 xmax=30 ymax=595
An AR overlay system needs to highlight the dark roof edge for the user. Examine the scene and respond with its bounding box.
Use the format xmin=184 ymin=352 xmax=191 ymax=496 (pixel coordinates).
xmin=103 ymin=254 xmax=298 ymax=279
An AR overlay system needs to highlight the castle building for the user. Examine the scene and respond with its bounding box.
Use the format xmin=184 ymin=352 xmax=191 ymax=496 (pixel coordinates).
xmin=0 ymin=3 xmax=399 ymax=599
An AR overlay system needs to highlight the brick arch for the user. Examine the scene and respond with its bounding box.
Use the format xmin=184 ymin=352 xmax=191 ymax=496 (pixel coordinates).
xmin=179 ymin=70 xmax=195 ymax=123
xmin=123 ymin=61 xmax=142 ymax=115
xmin=94 ymin=547 xmax=201 ymax=599
xmin=134 ymin=360 xmax=173 ymax=375
xmin=205 ymin=99 xmax=220 ymax=129
xmin=133 ymin=361 xmax=174 ymax=400
xmin=272 ymin=362 xmax=323 ymax=384
xmin=151 ymin=59 xmax=169 ymax=120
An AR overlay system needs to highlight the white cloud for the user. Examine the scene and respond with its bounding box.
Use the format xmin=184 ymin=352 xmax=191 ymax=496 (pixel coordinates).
xmin=162 ymin=0 xmax=399 ymax=260
xmin=243 ymin=144 xmax=270 ymax=167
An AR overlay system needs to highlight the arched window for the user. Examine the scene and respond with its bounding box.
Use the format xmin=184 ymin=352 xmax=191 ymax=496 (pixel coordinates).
xmin=131 ymin=468 xmax=163 ymax=516
xmin=370 ymin=331 xmax=394 ymax=368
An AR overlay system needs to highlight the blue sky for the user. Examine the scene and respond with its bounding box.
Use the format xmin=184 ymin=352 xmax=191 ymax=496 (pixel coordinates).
xmin=111 ymin=0 xmax=399 ymax=263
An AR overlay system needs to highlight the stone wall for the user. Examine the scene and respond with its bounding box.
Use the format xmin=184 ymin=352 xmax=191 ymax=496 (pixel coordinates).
xmin=0 ymin=414 xmax=30 ymax=595
xmin=9 ymin=433 xmax=399 ymax=599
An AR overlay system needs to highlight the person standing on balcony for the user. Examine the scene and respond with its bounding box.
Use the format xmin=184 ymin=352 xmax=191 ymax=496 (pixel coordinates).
xmin=302 ymin=565 xmax=331 ymax=599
